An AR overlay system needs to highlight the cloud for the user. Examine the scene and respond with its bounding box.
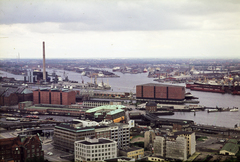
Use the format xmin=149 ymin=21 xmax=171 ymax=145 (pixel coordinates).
xmin=0 ymin=0 xmax=239 ymax=31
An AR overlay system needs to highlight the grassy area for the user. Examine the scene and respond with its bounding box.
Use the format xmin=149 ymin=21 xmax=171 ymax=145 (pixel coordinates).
xmin=197 ymin=136 xmax=208 ymax=141
xmin=130 ymin=135 xmax=144 ymax=140
xmin=187 ymin=152 xmax=201 ymax=161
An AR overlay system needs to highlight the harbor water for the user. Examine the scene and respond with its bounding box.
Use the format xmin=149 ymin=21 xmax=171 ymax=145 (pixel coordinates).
xmin=1 ymin=69 xmax=240 ymax=128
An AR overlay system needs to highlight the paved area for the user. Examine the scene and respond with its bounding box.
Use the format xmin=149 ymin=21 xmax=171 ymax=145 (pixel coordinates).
xmin=42 ymin=138 xmax=72 ymax=162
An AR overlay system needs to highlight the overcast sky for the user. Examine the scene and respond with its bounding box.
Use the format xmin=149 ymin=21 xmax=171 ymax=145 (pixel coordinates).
xmin=0 ymin=0 xmax=240 ymax=59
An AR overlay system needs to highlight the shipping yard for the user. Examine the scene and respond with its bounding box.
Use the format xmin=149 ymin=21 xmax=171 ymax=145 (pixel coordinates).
xmin=1 ymin=57 xmax=240 ymax=162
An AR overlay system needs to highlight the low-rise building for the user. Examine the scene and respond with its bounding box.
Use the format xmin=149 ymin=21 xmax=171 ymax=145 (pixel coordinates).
xmin=119 ymin=147 xmax=144 ymax=160
xmin=146 ymin=102 xmax=157 ymax=112
xmin=220 ymin=139 xmax=239 ymax=156
xmin=74 ymin=137 xmax=117 ymax=161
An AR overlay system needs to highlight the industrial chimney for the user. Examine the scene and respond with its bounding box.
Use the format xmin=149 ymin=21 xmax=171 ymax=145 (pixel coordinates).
xmin=43 ymin=41 xmax=46 ymax=81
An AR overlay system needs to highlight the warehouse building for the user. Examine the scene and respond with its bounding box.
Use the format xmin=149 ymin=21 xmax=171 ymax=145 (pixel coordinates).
xmin=136 ymin=83 xmax=185 ymax=101
xmin=33 ymin=88 xmax=76 ymax=105
xmin=0 ymin=87 xmax=33 ymax=106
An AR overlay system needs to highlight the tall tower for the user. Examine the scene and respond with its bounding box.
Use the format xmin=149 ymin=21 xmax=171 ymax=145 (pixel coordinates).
xmin=43 ymin=41 xmax=46 ymax=81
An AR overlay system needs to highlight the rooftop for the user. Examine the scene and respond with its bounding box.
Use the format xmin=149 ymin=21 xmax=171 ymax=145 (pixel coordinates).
xmin=55 ymin=122 xmax=95 ymax=133
xmin=137 ymin=83 xmax=184 ymax=88
xmin=86 ymin=105 xmax=125 ymax=113
xmin=119 ymin=146 xmax=143 ymax=153
xmin=76 ymin=138 xmax=115 ymax=145
xmin=221 ymin=142 xmax=239 ymax=154
xmin=106 ymin=108 xmax=124 ymax=115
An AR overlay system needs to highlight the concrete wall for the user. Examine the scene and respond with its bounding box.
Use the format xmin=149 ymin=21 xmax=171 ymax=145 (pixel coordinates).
xmin=153 ymin=136 xmax=164 ymax=156
xmin=166 ymin=136 xmax=187 ymax=161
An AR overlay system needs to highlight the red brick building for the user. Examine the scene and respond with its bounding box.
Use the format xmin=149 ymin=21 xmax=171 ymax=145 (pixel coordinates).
xmin=0 ymin=87 xmax=33 ymax=106
xmin=136 ymin=83 xmax=185 ymax=101
xmin=33 ymin=89 xmax=76 ymax=105
xmin=0 ymin=134 xmax=44 ymax=162
xmin=146 ymin=102 xmax=157 ymax=112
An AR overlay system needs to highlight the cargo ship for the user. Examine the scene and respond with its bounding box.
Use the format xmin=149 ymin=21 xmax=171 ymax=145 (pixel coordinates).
xmin=186 ymin=80 xmax=240 ymax=94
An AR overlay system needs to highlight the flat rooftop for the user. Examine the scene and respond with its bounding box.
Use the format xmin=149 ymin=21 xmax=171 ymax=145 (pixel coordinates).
xmin=137 ymin=83 xmax=184 ymax=87
xmin=76 ymin=138 xmax=115 ymax=145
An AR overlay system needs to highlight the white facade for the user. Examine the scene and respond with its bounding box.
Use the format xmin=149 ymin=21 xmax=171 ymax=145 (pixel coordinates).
xmin=75 ymin=137 xmax=117 ymax=161
xmin=108 ymin=123 xmax=130 ymax=149
xmin=73 ymin=119 xmax=100 ymax=127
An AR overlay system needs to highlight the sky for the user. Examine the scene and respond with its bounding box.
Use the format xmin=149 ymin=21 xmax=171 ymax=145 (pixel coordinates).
xmin=0 ymin=0 xmax=240 ymax=59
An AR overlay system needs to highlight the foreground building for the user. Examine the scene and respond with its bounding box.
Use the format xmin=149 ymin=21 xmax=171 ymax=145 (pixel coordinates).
xmin=153 ymin=131 xmax=196 ymax=161
xmin=119 ymin=146 xmax=144 ymax=160
xmin=74 ymin=137 xmax=117 ymax=161
xmin=0 ymin=134 xmax=43 ymax=162
xmin=220 ymin=139 xmax=239 ymax=156
xmin=53 ymin=121 xmax=130 ymax=152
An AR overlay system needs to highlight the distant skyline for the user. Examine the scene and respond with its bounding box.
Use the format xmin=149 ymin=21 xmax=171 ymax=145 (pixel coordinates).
xmin=0 ymin=0 xmax=240 ymax=59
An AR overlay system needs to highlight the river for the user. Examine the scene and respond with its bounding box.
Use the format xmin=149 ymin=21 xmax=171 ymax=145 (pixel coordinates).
xmin=1 ymin=69 xmax=240 ymax=128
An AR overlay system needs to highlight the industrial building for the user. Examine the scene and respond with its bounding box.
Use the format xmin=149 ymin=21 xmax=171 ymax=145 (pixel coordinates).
xmin=33 ymin=88 xmax=76 ymax=105
xmin=220 ymin=139 xmax=239 ymax=156
xmin=0 ymin=86 xmax=33 ymax=106
xmin=24 ymin=70 xmax=49 ymax=83
xmin=74 ymin=137 xmax=117 ymax=161
xmin=82 ymin=100 xmax=122 ymax=108
xmin=136 ymin=83 xmax=185 ymax=101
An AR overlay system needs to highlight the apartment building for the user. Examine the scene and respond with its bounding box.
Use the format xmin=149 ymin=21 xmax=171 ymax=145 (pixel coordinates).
xmin=175 ymin=131 xmax=196 ymax=156
xmin=153 ymin=131 xmax=196 ymax=161
xmin=74 ymin=137 xmax=117 ymax=161
xmin=108 ymin=123 xmax=130 ymax=149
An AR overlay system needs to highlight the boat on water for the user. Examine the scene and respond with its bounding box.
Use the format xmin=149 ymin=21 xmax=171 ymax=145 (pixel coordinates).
xmin=230 ymin=107 xmax=238 ymax=112
xmin=6 ymin=117 xmax=19 ymax=121
xmin=207 ymin=109 xmax=218 ymax=113
xmin=143 ymin=68 xmax=148 ymax=73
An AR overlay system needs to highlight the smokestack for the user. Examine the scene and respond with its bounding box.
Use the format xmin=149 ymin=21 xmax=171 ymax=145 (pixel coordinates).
xmin=43 ymin=41 xmax=46 ymax=81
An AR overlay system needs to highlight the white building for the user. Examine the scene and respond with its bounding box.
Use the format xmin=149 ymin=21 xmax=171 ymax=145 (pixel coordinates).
xmin=73 ymin=119 xmax=100 ymax=127
xmin=108 ymin=123 xmax=130 ymax=149
xmin=75 ymin=137 xmax=117 ymax=162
